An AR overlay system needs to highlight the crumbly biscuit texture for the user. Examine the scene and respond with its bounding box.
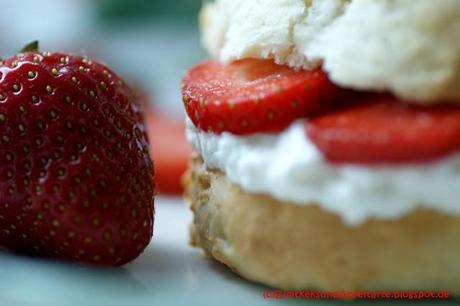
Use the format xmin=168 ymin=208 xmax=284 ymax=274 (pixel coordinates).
xmin=201 ymin=0 xmax=460 ymax=103
xmin=185 ymin=156 xmax=460 ymax=292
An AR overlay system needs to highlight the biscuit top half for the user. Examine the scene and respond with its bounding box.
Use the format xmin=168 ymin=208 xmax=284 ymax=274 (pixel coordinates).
xmin=201 ymin=0 xmax=460 ymax=104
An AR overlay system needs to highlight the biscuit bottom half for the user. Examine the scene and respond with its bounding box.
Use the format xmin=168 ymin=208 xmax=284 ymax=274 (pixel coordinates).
xmin=183 ymin=154 xmax=460 ymax=293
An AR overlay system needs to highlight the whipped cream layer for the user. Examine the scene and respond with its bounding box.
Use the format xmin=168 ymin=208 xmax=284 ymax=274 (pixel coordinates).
xmin=187 ymin=118 xmax=460 ymax=225
xmin=201 ymin=0 xmax=460 ymax=103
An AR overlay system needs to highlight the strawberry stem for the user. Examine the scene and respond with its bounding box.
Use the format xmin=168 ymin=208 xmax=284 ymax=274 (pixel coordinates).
xmin=20 ymin=41 xmax=39 ymax=53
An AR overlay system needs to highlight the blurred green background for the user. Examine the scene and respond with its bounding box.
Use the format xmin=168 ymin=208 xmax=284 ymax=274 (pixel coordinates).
xmin=0 ymin=0 xmax=206 ymax=115
xmin=97 ymin=0 xmax=202 ymax=23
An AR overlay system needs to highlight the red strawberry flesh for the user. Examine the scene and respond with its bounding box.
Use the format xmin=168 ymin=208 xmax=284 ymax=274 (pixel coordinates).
xmin=306 ymin=95 xmax=460 ymax=164
xmin=144 ymin=107 xmax=192 ymax=194
xmin=182 ymin=59 xmax=344 ymax=135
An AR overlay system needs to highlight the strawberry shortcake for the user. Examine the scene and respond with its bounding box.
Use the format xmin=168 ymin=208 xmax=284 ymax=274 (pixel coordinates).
xmin=182 ymin=0 xmax=460 ymax=292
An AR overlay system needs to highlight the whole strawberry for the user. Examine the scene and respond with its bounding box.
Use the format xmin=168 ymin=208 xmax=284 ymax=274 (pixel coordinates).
xmin=0 ymin=42 xmax=155 ymax=266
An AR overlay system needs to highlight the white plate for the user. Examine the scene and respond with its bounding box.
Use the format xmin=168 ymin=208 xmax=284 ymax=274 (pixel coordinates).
xmin=0 ymin=197 xmax=448 ymax=306
xmin=0 ymin=197 xmax=302 ymax=306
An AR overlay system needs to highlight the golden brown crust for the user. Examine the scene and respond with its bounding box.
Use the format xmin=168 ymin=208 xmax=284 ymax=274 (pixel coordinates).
xmin=184 ymin=154 xmax=460 ymax=292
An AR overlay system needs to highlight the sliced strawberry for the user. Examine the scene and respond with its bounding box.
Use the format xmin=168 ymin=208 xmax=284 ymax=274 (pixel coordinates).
xmin=306 ymin=95 xmax=460 ymax=164
xmin=144 ymin=108 xmax=192 ymax=194
xmin=182 ymin=59 xmax=344 ymax=135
